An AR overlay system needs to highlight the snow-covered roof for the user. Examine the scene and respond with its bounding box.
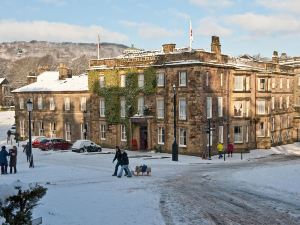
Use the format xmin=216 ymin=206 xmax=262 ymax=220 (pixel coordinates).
xmin=12 ymin=72 xmax=88 ymax=93
xmin=0 ymin=78 xmax=6 ymax=84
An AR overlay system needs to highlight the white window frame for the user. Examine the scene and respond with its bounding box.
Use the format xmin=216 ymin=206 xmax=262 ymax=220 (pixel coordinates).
xmin=220 ymin=73 xmax=223 ymax=87
xmin=81 ymin=123 xmax=88 ymax=139
xmin=207 ymin=97 xmax=212 ymax=119
xmin=38 ymin=97 xmax=43 ymax=110
xmin=138 ymin=74 xmax=144 ymax=88
xmin=298 ymin=76 xmax=300 ymax=86
xmin=120 ymin=74 xmax=126 ymax=87
xmin=207 ymin=130 xmax=213 ymax=146
xmin=120 ymin=97 xmax=126 ymax=118
xmin=271 ymin=77 xmax=275 ymax=89
xmin=279 ymin=97 xmax=283 ymax=109
xmin=234 ymin=76 xmax=244 ymax=91
xmin=245 ymin=126 xmax=249 ymax=143
xmin=257 ymin=100 xmax=266 ymax=115
xmin=258 ymin=78 xmax=266 ymax=91
xmin=218 ymin=97 xmax=223 ymax=117
xmin=257 ymin=122 xmax=265 ymax=137
xmin=233 ymin=101 xmax=243 ymax=117
xmin=234 ymin=126 xmax=243 ymax=143
xmin=158 ymin=127 xmax=165 ymax=145
xmin=286 ymin=96 xmax=289 ymax=108
xmin=20 ymin=120 xmax=25 ymax=137
xmin=99 ymin=98 xmax=105 ymax=117
xmin=81 ymin=97 xmax=87 ymax=111
xmin=65 ymin=123 xmax=71 ymax=141
xmin=50 ymin=122 xmax=56 ymax=138
xmin=179 ymin=128 xmax=187 ymax=147
xmin=179 ymin=71 xmax=187 ymax=87
xmin=156 ymin=98 xmax=164 ymax=119
xmin=280 ymin=78 xmax=283 ymax=89
xmin=219 ymin=126 xmax=223 ymax=143
xmin=49 ymin=97 xmax=55 ymax=111
xmin=179 ymin=98 xmax=187 ymax=120
xmin=64 ymin=97 xmax=70 ymax=111
xmin=38 ymin=121 xmax=44 ymax=136
xmin=138 ymin=96 xmax=144 ymax=116
xmin=19 ymin=98 xmax=24 ymax=110
xmin=157 ymin=73 xmax=165 ymax=87
xmin=121 ymin=124 xmax=127 ymax=141
xmin=99 ymin=76 xmax=105 ymax=88
xmin=271 ymin=117 xmax=275 ymax=131
xmin=100 ymin=124 xmax=106 ymax=140
xmin=271 ymin=97 xmax=275 ymax=110
xmin=245 ymin=76 xmax=250 ymax=91
xmin=287 ymin=79 xmax=290 ymax=89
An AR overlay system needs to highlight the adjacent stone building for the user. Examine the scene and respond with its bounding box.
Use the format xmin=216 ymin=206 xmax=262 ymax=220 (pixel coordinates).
xmin=12 ymin=64 xmax=90 ymax=141
xmin=0 ymin=77 xmax=13 ymax=108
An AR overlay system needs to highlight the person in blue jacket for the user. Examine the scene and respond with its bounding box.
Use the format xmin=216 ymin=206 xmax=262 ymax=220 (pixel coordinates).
xmin=0 ymin=145 xmax=9 ymax=174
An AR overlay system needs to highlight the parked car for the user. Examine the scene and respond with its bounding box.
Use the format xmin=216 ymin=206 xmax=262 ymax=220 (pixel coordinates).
xmin=72 ymin=140 xmax=102 ymax=153
xmin=32 ymin=136 xmax=47 ymax=148
xmin=39 ymin=138 xmax=72 ymax=151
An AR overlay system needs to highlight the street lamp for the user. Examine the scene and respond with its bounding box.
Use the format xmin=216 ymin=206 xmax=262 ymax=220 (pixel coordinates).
xmin=26 ymin=99 xmax=34 ymax=168
xmin=83 ymin=110 xmax=87 ymax=140
xmin=172 ymin=84 xmax=178 ymax=161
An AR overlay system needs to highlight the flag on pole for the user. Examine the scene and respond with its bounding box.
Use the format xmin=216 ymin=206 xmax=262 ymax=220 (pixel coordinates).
xmin=189 ymin=20 xmax=193 ymax=51
xmin=97 ymin=33 xmax=100 ymax=60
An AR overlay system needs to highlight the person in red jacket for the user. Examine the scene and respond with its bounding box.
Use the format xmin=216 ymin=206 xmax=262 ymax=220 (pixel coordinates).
xmin=227 ymin=142 xmax=234 ymax=157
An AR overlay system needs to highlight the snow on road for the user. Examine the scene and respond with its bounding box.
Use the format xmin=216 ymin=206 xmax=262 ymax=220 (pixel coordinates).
xmin=1 ymin=110 xmax=300 ymax=225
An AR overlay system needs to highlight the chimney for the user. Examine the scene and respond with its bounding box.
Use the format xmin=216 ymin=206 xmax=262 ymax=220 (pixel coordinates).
xmin=211 ymin=36 xmax=221 ymax=54
xmin=272 ymin=51 xmax=279 ymax=64
xmin=58 ymin=63 xmax=72 ymax=80
xmin=280 ymin=52 xmax=287 ymax=60
xmin=162 ymin=44 xmax=176 ymax=53
xmin=27 ymin=72 xmax=37 ymax=84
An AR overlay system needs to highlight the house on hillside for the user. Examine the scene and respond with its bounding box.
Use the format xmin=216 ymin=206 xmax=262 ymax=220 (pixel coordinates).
xmin=12 ymin=64 xmax=90 ymax=141
xmin=0 ymin=77 xmax=13 ymax=108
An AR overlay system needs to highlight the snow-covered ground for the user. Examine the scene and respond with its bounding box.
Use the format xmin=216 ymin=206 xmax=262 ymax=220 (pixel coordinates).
xmin=0 ymin=111 xmax=300 ymax=225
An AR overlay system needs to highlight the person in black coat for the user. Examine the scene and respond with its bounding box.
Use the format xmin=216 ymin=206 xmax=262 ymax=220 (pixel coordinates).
xmin=117 ymin=149 xmax=132 ymax=178
xmin=23 ymin=142 xmax=31 ymax=162
xmin=112 ymin=146 xmax=128 ymax=176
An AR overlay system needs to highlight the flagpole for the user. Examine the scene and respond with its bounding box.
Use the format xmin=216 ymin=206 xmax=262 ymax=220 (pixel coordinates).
xmin=189 ymin=20 xmax=193 ymax=52
xmin=97 ymin=34 xmax=100 ymax=60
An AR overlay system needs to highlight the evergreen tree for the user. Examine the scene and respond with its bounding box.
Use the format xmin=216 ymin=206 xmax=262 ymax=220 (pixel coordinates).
xmin=0 ymin=184 xmax=47 ymax=225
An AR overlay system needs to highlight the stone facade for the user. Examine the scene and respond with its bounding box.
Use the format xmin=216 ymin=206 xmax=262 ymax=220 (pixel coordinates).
xmin=87 ymin=36 xmax=297 ymax=156
xmin=0 ymin=78 xmax=13 ymax=108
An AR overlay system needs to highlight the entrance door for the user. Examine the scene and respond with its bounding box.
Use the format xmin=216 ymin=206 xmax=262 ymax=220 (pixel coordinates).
xmin=140 ymin=126 xmax=148 ymax=150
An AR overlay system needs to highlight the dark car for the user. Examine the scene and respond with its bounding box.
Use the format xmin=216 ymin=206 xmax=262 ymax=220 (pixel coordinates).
xmin=39 ymin=138 xmax=72 ymax=151
xmin=72 ymin=140 xmax=102 ymax=153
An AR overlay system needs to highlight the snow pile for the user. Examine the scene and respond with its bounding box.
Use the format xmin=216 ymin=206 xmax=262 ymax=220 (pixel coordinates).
xmin=270 ymin=143 xmax=300 ymax=156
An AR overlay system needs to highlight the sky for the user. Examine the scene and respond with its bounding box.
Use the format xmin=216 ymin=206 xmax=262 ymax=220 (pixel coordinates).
xmin=0 ymin=0 xmax=300 ymax=57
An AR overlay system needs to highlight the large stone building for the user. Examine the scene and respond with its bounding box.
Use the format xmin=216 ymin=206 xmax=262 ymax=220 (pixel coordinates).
xmin=12 ymin=64 xmax=90 ymax=141
xmin=13 ymin=36 xmax=299 ymax=157
xmin=87 ymin=36 xmax=297 ymax=155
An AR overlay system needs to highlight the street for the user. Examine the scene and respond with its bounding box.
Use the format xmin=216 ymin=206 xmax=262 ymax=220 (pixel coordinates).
xmin=159 ymin=155 xmax=300 ymax=225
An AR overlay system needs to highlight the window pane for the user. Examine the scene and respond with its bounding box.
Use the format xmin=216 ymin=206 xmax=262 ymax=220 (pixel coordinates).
xmin=179 ymin=99 xmax=186 ymax=120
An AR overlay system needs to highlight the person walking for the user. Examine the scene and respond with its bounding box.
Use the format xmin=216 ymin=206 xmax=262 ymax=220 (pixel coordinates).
xmin=14 ymin=132 xmax=20 ymax=147
xmin=7 ymin=130 xmax=12 ymax=144
xmin=117 ymin=149 xmax=132 ymax=178
xmin=9 ymin=146 xmax=17 ymax=174
xmin=227 ymin=142 xmax=234 ymax=157
xmin=23 ymin=142 xmax=31 ymax=162
xmin=217 ymin=142 xmax=224 ymax=159
xmin=112 ymin=146 xmax=127 ymax=176
xmin=0 ymin=146 xmax=9 ymax=174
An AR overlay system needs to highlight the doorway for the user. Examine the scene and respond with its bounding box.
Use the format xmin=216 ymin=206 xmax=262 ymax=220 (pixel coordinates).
xmin=140 ymin=126 xmax=148 ymax=150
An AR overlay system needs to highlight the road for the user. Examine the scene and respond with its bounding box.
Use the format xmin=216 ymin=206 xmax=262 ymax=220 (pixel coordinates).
xmin=159 ymin=155 xmax=300 ymax=225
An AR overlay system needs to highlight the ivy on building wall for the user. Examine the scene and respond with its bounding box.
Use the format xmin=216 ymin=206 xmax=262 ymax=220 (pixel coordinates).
xmin=88 ymin=66 xmax=157 ymax=142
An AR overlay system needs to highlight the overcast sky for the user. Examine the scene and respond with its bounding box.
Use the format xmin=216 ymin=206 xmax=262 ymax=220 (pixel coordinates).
xmin=0 ymin=0 xmax=300 ymax=57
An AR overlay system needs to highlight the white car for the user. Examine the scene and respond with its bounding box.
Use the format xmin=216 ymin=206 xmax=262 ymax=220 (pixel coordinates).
xmin=71 ymin=140 xmax=102 ymax=153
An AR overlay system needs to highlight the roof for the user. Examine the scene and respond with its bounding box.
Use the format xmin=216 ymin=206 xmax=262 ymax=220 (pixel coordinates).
xmin=12 ymin=72 xmax=88 ymax=93
xmin=0 ymin=78 xmax=8 ymax=85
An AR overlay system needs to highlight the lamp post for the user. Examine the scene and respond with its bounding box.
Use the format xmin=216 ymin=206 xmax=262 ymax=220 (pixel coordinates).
xmin=83 ymin=110 xmax=87 ymax=140
xmin=26 ymin=99 xmax=34 ymax=168
xmin=172 ymin=84 xmax=178 ymax=161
